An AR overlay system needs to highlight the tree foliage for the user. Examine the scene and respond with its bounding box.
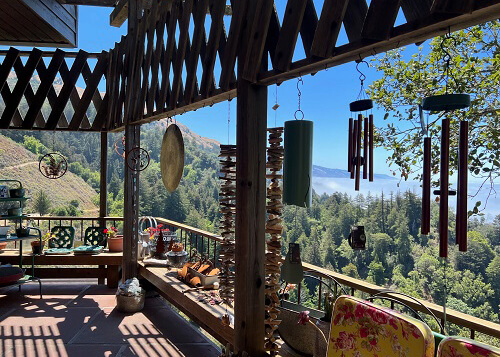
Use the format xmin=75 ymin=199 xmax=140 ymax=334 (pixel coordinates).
xmin=369 ymin=21 xmax=500 ymax=212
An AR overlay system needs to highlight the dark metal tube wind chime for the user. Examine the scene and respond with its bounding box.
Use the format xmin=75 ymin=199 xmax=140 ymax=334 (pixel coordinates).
xmin=347 ymin=61 xmax=374 ymax=190
xmin=420 ymin=32 xmax=470 ymax=257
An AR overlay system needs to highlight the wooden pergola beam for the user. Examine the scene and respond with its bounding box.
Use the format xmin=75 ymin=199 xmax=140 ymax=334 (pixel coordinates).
xmin=59 ymin=0 xmax=117 ymax=6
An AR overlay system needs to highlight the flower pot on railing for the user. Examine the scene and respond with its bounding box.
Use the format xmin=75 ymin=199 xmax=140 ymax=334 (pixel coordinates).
xmin=108 ymin=235 xmax=123 ymax=252
xmin=31 ymin=240 xmax=45 ymax=255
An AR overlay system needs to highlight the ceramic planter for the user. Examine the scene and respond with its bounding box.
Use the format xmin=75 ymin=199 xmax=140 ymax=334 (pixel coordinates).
xmin=277 ymin=300 xmax=325 ymax=356
xmin=116 ymin=293 xmax=145 ymax=313
xmin=108 ymin=235 xmax=123 ymax=252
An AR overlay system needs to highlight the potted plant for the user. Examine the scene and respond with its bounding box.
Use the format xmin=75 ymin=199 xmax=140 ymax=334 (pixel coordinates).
xmin=31 ymin=231 xmax=54 ymax=254
xmin=116 ymin=277 xmax=145 ymax=313
xmin=105 ymin=226 xmax=123 ymax=252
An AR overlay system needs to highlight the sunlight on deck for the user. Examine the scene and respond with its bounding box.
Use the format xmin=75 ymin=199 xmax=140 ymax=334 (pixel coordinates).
xmin=0 ymin=279 xmax=220 ymax=357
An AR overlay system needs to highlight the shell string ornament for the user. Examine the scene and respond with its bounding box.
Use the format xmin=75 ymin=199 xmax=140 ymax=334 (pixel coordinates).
xmin=39 ymin=153 xmax=68 ymax=179
xmin=218 ymin=144 xmax=236 ymax=306
xmin=264 ymin=127 xmax=284 ymax=354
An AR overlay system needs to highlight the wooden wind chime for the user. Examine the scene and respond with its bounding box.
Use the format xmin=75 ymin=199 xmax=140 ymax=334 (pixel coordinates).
xmin=420 ymin=32 xmax=470 ymax=258
xmin=347 ymin=61 xmax=374 ymax=191
xmin=264 ymin=127 xmax=284 ymax=355
xmin=218 ymin=144 xmax=237 ymax=307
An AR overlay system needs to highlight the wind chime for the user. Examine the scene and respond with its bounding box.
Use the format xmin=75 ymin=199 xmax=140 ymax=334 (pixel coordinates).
xmin=420 ymin=31 xmax=470 ymax=258
xmin=283 ymin=78 xmax=313 ymax=208
xmin=39 ymin=132 xmax=68 ymax=179
xmin=264 ymin=121 xmax=284 ymax=353
xmin=347 ymin=61 xmax=374 ymax=191
xmin=218 ymin=100 xmax=236 ymax=327
xmin=114 ymin=136 xmax=126 ymax=158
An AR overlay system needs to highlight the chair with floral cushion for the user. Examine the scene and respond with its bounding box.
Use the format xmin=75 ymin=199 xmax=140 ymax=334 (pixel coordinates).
xmin=48 ymin=226 xmax=75 ymax=249
xmin=327 ymin=295 xmax=435 ymax=357
xmin=437 ymin=336 xmax=500 ymax=357
xmin=83 ymin=227 xmax=107 ymax=248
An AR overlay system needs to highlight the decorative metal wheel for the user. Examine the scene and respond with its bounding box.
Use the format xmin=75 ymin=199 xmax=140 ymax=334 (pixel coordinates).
xmin=126 ymin=147 xmax=150 ymax=172
xmin=114 ymin=136 xmax=126 ymax=158
xmin=39 ymin=153 xmax=68 ymax=179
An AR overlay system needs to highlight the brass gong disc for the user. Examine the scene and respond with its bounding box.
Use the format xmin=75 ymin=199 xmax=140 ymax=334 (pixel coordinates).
xmin=160 ymin=124 xmax=185 ymax=192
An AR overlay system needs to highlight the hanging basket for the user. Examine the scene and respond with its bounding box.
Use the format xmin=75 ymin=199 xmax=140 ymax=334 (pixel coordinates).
xmin=422 ymin=93 xmax=470 ymax=111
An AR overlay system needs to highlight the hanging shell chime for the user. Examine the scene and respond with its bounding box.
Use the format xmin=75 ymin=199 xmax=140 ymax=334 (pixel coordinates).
xmin=264 ymin=127 xmax=284 ymax=354
xmin=218 ymin=144 xmax=237 ymax=306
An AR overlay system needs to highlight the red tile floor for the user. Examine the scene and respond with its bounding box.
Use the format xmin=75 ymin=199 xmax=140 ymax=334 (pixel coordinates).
xmin=0 ymin=279 xmax=220 ymax=357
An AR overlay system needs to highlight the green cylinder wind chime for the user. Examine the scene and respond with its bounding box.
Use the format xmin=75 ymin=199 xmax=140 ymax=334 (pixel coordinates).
xmin=283 ymin=78 xmax=313 ymax=208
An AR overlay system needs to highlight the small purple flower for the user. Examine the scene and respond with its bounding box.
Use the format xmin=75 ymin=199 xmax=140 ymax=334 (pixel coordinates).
xmin=297 ymin=311 xmax=310 ymax=325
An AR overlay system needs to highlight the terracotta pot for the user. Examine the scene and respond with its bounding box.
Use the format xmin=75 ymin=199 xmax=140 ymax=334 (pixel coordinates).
xmin=31 ymin=240 xmax=45 ymax=255
xmin=0 ymin=242 xmax=7 ymax=251
xmin=108 ymin=235 xmax=123 ymax=252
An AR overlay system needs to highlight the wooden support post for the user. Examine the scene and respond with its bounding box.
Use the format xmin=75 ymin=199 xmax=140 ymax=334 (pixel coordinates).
xmin=99 ymin=131 xmax=108 ymax=227
xmin=122 ymin=0 xmax=141 ymax=280
xmin=123 ymin=124 xmax=140 ymax=279
xmin=235 ymin=74 xmax=267 ymax=356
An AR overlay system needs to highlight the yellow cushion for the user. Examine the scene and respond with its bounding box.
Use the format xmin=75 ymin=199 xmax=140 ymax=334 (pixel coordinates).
xmin=438 ymin=336 xmax=500 ymax=357
xmin=327 ymin=295 xmax=435 ymax=357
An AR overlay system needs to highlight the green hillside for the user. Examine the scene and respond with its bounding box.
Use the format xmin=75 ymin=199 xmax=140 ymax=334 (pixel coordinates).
xmin=0 ymin=135 xmax=98 ymax=214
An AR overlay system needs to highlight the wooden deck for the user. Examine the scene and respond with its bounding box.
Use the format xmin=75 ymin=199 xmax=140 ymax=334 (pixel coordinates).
xmin=0 ymin=279 xmax=220 ymax=357
xmin=0 ymin=250 xmax=122 ymax=288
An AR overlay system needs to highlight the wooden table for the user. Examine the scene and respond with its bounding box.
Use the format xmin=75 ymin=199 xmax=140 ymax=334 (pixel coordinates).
xmin=0 ymin=250 xmax=122 ymax=288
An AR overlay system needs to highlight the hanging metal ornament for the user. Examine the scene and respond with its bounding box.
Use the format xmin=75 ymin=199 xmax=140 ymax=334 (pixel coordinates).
xmin=283 ymin=77 xmax=313 ymax=208
xmin=39 ymin=153 xmax=68 ymax=179
xmin=114 ymin=136 xmax=126 ymax=158
xmin=126 ymin=147 xmax=150 ymax=172
xmin=160 ymin=118 xmax=185 ymax=193
xmin=347 ymin=60 xmax=374 ymax=191
xmin=420 ymin=30 xmax=470 ymax=257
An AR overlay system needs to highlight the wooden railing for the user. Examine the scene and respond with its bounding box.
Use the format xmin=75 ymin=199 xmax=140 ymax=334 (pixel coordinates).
xmin=154 ymin=217 xmax=222 ymax=266
xmin=7 ymin=215 xmax=499 ymax=343
xmin=1 ymin=216 xmax=124 ymax=243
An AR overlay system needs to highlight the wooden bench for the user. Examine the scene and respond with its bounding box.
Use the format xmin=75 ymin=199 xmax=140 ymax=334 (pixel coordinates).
xmin=0 ymin=250 xmax=122 ymax=288
xmin=138 ymin=262 xmax=234 ymax=346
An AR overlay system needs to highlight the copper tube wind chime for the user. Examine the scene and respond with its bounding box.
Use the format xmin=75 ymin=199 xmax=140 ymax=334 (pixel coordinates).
xmin=420 ymin=32 xmax=470 ymax=258
xmin=347 ymin=61 xmax=374 ymax=190
xmin=264 ymin=127 xmax=284 ymax=355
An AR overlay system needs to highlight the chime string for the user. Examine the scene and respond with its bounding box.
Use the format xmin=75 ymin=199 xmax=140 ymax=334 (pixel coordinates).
xmin=227 ymin=98 xmax=230 ymax=145
xmin=294 ymin=77 xmax=304 ymax=120
xmin=275 ymin=84 xmax=278 ymax=127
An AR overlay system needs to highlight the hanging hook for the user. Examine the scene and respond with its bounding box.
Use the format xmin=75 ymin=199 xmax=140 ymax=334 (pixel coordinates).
xmin=356 ymin=60 xmax=369 ymax=87
xmin=294 ymin=77 xmax=304 ymax=120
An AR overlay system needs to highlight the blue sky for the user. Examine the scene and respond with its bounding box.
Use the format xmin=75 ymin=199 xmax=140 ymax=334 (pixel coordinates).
xmin=0 ymin=5 xmax=446 ymax=177
xmin=75 ymin=5 xmax=393 ymax=174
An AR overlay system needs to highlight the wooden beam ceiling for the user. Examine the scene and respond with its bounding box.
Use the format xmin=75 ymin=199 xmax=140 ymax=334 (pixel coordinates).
xmin=2 ymin=0 xmax=500 ymax=132
xmin=58 ymin=0 xmax=117 ymax=6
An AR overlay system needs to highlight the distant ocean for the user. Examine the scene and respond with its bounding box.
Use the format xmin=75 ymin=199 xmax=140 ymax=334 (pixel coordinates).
xmin=312 ymin=176 xmax=500 ymax=221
